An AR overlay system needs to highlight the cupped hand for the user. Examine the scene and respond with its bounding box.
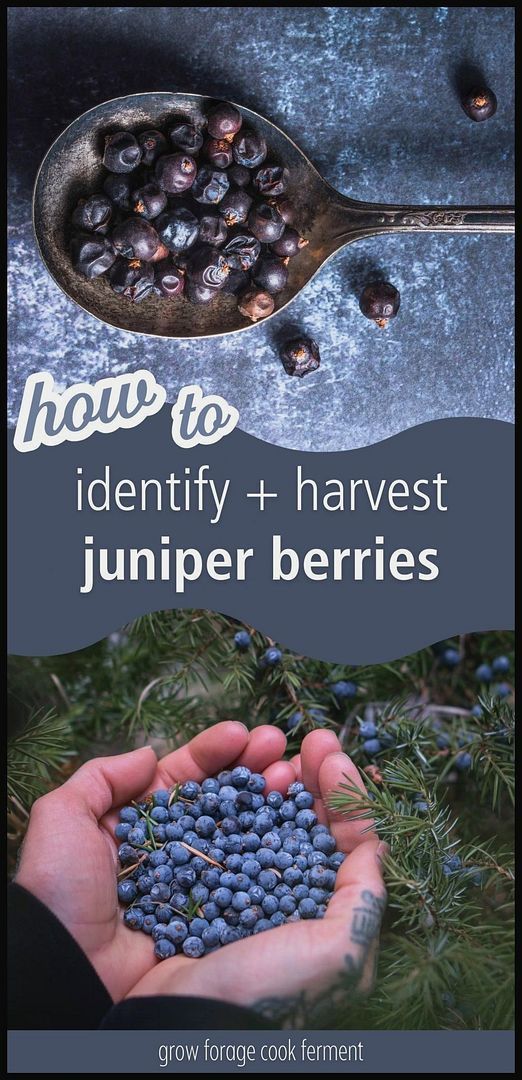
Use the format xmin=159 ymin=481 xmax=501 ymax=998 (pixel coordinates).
xmin=127 ymin=729 xmax=387 ymax=1021
xmin=15 ymin=721 xmax=296 ymax=1002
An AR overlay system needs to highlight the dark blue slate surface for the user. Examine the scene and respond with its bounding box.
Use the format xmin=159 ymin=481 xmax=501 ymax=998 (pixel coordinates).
xmin=7 ymin=7 xmax=514 ymax=449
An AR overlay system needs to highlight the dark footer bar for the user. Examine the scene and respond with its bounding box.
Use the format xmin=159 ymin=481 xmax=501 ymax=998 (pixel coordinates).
xmin=7 ymin=1030 xmax=515 ymax=1074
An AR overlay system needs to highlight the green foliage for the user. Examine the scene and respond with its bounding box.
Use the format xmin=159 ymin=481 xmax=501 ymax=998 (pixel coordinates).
xmin=7 ymin=708 xmax=74 ymax=803
xmin=7 ymin=617 xmax=515 ymax=1030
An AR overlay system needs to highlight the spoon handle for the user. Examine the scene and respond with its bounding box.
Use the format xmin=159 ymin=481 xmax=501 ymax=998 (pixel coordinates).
xmin=331 ymin=201 xmax=514 ymax=242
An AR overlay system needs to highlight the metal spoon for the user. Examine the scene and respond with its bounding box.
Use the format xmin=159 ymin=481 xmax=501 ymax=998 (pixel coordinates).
xmin=33 ymin=92 xmax=514 ymax=340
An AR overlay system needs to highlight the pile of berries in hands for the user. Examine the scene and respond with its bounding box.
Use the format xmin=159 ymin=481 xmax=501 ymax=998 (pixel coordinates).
xmin=116 ymin=768 xmax=344 ymax=960
xmin=70 ymin=101 xmax=308 ymax=320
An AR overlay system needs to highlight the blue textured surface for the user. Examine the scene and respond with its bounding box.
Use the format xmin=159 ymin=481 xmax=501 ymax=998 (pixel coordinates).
xmin=8 ymin=7 xmax=514 ymax=449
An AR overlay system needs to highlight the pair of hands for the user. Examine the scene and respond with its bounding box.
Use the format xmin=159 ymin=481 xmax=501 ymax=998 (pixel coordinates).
xmin=16 ymin=722 xmax=387 ymax=1016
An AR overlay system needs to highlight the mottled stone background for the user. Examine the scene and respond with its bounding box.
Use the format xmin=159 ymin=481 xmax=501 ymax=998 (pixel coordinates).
xmin=8 ymin=7 xmax=514 ymax=449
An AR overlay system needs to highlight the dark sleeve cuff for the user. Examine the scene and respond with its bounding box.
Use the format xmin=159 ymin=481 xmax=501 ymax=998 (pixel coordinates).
xmin=8 ymin=882 xmax=113 ymax=1029
xmin=100 ymin=996 xmax=278 ymax=1030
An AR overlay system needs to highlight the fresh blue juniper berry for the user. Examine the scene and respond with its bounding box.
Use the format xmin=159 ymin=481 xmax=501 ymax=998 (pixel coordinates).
xmin=152 ymin=789 xmax=170 ymax=807
xmin=299 ymin=897 xmax=318 ymax=919
xmin=331 ymin=680 xmax=357 ymax=700
xmin=115 ymin=822 xmax=132 ymax=841
xmin=237 ymin=908 xmax=257 ymax=929
xmin=180 ymin=781 xmax=200 ymax=800
xmin=154 ymin=938 xmax=176 ymax=960
xmin=143 ymin=914 xmax=159 ymax=934
xmin=202 ymin=924 xmax=221 ymax=948
xmin=231 ymin=765 xmax=251 ymax=788
xmin=188 ymin=917 xmax=210 ymax=937
xmin=247 ymin=773 xmax=266 ymax=794
xmin=123 ymin=907 xmax=144 ymax=930
xmin=153 ymin=865 xmax=173 ymax=884
xmin=164 ymin=919 xmax=188 ymax=944
xmin=156 ymin=904 xmax=174 ymax=924
xmin=295 ymin=790 xmax=314 ymax=810
xmin=475 ymin=663 xmax=492 ymax=682
xmin=287 ymin=711 xmax=303 ymax=731
xmin=262 ymin=647 xmax=282 ymax=666
xmin=232 ymin=891 xmax=251 ymax=912
xmin=117 ymin=880 xmax=138 ymax=904
xmin=442 ymin=854 xmax=462 ymax=875
xmin=201 ymin=777 xmax=220 ymax=794
xmin=253 ymin=919 xmax=273 ymax=934
xmin=442 ymin=647 xmax=461 ymax=668
xmin=359 ymin=719 xmax=378 ymax=739
xmin=363 ymin=738 xmax=382 ymax=756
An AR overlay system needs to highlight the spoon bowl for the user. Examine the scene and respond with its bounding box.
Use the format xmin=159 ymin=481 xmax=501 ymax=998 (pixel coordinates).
xmin=33 ymin=92 xmax=514 ymax=339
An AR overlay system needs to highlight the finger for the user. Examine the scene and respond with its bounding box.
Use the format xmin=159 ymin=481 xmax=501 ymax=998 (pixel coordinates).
xmin=234 ymin=725 xmax=288 ymax=772
xmin=300 ymin=730 xmax=344 ymax=823
xmin=326 ymin=837 xmax=386 ymax=987
xmin=289 ymin=753 xmax=302 ymax=780
xmin=358 ymin=937 xmax=379 ymax=996
xmin=263 ymin=759 xmax=297 ymax=794
xmin=35 ymin=746 xmax=158 ymax=825
xmin=301 ymin=729 xmax=343 ymax=795
xmin=156 ymin=721 xmax=249 ymax=787
xmin=318 ymin=751 xmax=376 ymax=852
xmin=327 ymin=836 xmax=386 ymax=920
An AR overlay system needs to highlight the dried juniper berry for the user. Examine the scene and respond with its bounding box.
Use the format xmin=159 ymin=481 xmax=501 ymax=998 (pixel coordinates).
xmin=191 ymin=166 xmax=230 ymax=205
xmin=109 ymin=257 xmax=154 ymax=302
xmin=247 ymin=202 xmax=285 ymax=243
xmin=112 ymin=217 xmax=161 ymax=261
xmin=103 ymin=131 xmax=142 ymax=173
xmin=188 ymin=246 xmax=230 ymax=289
xmin=227 ymin=164 xmax=251 ymax=188
xmin=233 ymin=128 xmax=267 ymax=168
xmin=132 ymin=182 xmax=167 ymax=220
xmin=238 ymin=287 xmax=275 ymax=322
xmin=103 ymin=173 xmax=133 ymax=211
xmin=280 ymin=336 xmax=321 ymax=378
xmin=359 ymin=281 xmax=400 ymax=328
xmin=169 ymin=121 xmax=204 ymax=155
xmin=72 ymin=194 xmax=113 ymax=234
xmin=204 ymin=137 xmax=234 ymax=170
xmin=252 ymin=254 xmax=288 ymax=294
xmin=223 ymin=231 xmax=261 ymax=271
xmin=222 ymin=268 xmax=250 ymax=296
xmin=269 ymin=197 xmax=296 ymax=225
xmin=71 ymin=233 xmax=117 ymax=279
xmin=207 ymin=102 xmax=242 ymax=141
xmin=156 ymin=207 xmax=199 ymax=253
xmin=461 ymin=86 xmax=497 ymax=122
xmin=184 ymin=280 xmax=218 ymax=305
xmin=154 ymin=260 xmax=185 ymax=298
xmin=253 ymin=163 xmax=289 ymax=197
xmin=271 ymin=228 xmax=308 ymax=258
xmin=219 ymin=188 xmax=252 ymax=227
xmin=197 ymin=210 xmax=228 ymax=247
xmin=138 ymin=129 xmax=169 ymax=166
xmin=155 ymin=153 xmax=197 ymax=194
